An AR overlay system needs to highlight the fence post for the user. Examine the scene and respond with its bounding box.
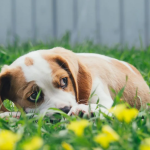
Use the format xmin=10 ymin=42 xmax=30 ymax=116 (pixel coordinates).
xmin=72 ymin=0 xmax=78 ymax=43
xmin=52 ymin=0 xmax=57 ymax=39
xmin=119 ymin=0 xmax=124 ymax=49
xmin=145 ymin=0 xmax=149 ymax=48
xmin=11 ymin=0 xmax=16 ymax=43
xmin=95 ymin=0 xmax=100 ymax=43
xmin=31 ymin=0 xmax=37 ymax=43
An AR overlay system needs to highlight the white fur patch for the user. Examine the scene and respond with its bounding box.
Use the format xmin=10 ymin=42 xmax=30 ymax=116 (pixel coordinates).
xmin=77 ymin=53 xmax=136 ymax=74
xmin=77 ymin=53 xmax=111 ymax=62
xmin=90 ymin=78 xmax=114 ymax=113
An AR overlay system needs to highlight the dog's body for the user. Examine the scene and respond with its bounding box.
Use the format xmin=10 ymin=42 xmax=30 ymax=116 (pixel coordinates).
xmin=0 ymin=47 xmax=149 ymax=117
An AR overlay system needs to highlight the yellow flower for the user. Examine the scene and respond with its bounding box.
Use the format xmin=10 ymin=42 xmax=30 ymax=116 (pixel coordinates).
xmin=140 ymin=145 xmax=150 ymax=150
xmin=109 ymin=104 xmax=138 ymax=123
xmin=102 ymin=125 xmax=119 ymax=141
xmin=94 ymin=133 xmax=109 ymax=148
xmin=23 ymin=136 xmax=43 ymax=150
xmin=123 ymin=108 xmax=139 ymax=123
xmin=94 ymin=125 xmax=119 ymax=148
xmin=62 ymin=142 xmax=73 ymax=150
xmin=140 ymin=138 xmax=150 ymax=150
xmin=67 ymin=120 xmax=89 ymax=136
xmin=109 ymin=104 xmax=126 ymax=120
xmin=0 ymin=130 xmax=21 ymax=150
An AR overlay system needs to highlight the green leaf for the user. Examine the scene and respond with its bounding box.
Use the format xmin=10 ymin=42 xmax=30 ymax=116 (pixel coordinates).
xmin=35 ymin=89 xmax=42 ymax=103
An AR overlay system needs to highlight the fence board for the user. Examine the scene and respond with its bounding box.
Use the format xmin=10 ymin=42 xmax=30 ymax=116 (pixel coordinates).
xmin=75 ymin=0 xmax=96 ymax=43
xmin=57 ymin=0 xmax=73 ymax=39
xmin=124 ymin=0 xmax=145 ymax=48
xmin=145 ymin=0 xmax=150 ymax=47
xmin=36 ymin=0 xmax=53 ymax=42
xmin=0 ymin=1 xmax=12 ymax=45
xmin=15 ymin=0 xmax=32 ymax=41
xmin=99 ymin=0 xmax=120 ymax=47
xmin=0 ymin=0 xmax=149 ymax=48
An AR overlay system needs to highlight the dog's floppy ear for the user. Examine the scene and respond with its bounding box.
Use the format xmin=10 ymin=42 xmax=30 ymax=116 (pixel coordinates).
xmin=52 ymin=53 xmax=92 ymax=104
xmin=0 ymin=71 xmax=11 ymax=112
xmin=77 ymin=61 xmax=92 ymax=104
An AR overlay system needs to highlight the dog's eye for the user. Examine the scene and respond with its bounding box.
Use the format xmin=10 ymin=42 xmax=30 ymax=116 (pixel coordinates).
xmin=60 ymin=77 xmax=68 ymax=89
xmin=27 ymin=91 xmax=43 ymax=103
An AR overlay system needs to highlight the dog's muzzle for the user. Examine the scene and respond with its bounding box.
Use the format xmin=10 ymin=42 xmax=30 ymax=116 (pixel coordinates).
xmin=59 ymin=106 xmax=71 ymax=114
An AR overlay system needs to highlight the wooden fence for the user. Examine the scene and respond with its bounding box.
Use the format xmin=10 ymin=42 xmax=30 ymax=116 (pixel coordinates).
xmin=0 ymin=0 xmax=149 ymax=48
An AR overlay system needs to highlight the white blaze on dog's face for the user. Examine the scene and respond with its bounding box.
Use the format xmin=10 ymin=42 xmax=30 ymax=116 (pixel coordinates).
xmin=0 ymin=47 xmax=92 ymax=115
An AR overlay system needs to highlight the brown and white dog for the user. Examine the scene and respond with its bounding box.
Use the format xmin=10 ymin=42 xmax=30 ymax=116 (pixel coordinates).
xmin=0 ymin=47 xmax=150 ymax=118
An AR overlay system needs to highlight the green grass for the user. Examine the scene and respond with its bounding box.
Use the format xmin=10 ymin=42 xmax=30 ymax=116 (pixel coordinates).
xmin=0 ymin=35 xmax=150 ymax=150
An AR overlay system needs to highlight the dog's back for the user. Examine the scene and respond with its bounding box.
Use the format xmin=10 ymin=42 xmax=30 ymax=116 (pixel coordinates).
xmin=77 ymin=53 xmax=150 ymax=108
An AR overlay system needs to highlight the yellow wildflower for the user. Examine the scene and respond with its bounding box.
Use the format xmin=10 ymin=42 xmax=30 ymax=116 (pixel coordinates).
xmin=94 ymin=125 xmax=119 ymax=148
xmin=109 ymin=104 xmax=138 ymax=123
xmin=62 ymin=142 xmax=73 ymax=150
xmin=23 ymin=136 xmax=43 ymax=150
xmin=94 ymin=133 xmax=109 ymax=148
xmin=140 ymin=138 xmax=150 ymax=150
xmin=109 ymin=104 xmax=126 ymax=120
xmin=102 ymin=125 xmax=119 ymax=141
xmin=67 ymin=120 xmax=89 ymax=136
xmin=123 ymin=108 xmax=139 ymax=123
xmin=0 ymin=130 xmax=21 ymax=150
xmin=140 ymin=145 xmax=150 ymax=150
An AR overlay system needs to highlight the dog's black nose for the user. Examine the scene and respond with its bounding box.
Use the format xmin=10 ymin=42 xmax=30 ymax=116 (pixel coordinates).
xmin=60 ymin=106 xmax=71 ymax=114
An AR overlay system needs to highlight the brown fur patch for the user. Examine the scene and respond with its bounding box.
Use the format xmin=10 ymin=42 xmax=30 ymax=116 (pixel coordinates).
xmin=0 ymin=67 xmax=43 ymax=111
xmin=25 ymin=57 xmax=33 ymax=66
xmin=49 ymin=60 xmax=76 ymax=96
xmin=43 ymin=55 xmax=76 ymax=98
xmin=77 ymin=61 xmax=92 ymax=104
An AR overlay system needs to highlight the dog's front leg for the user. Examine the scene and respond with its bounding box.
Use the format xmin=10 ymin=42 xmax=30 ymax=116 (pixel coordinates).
xmin=68 ymin=104 xmax=96 ymax=116
xmin=68 ymin=91 xmax=113 ymax=118
xmin=68 ymin=104 xmax=111 ymax=118
xmin=0 ymin=112 xmax=21 ymax=119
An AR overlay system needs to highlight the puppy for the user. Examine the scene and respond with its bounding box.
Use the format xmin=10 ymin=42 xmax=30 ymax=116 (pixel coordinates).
xmin=0 ymin=47 xmax=149 ymax=118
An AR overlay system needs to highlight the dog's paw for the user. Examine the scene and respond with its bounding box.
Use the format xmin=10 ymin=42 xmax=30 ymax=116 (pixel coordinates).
xmin=0 ymin=112 xmax=21 ymax=119
xmin=68 ymin=104 xmax=97 ymax=117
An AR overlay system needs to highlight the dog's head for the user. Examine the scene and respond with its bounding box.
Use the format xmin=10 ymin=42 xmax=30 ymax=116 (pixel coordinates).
xmin=0 ymin=47 xmax=92 ymax=115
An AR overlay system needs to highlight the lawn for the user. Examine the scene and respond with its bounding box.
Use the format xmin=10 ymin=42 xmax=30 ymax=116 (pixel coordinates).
xmin=0 ymin=35 xmax=150 ymax=150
